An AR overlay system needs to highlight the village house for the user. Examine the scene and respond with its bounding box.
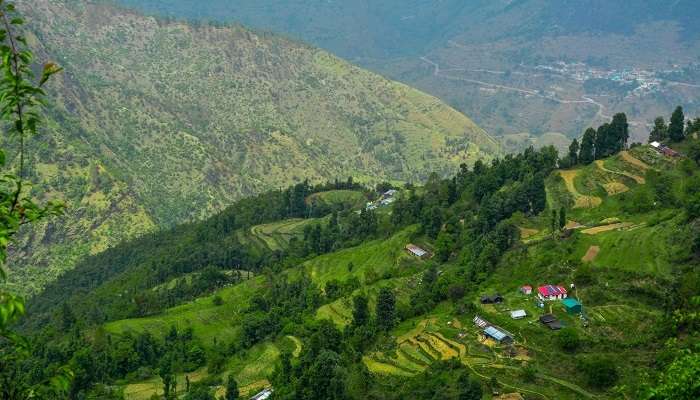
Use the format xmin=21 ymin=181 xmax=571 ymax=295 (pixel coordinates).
xmin=473 ymin=315 xmax=514 ymax=344
xmin=483 ymin=326 xmax=514 ymax=344
xmin=537 ymin=285 xmax=568 ymax=301
xmin=405 ymin=244 xmax=430 ymax=259
xmin=480 ymin=294 xmax=504 ymax=304
xmin=650 ymin=141 xmax=680 ymax=157
xmin=539 ymin=314 xmax=563 ymax=330
xmin=510 ymin=309 xmax=527 ymax=319
xmin=520 ymin=285 xmax=532 ymax=295
xmin=562 ymin=298 xmax=582 ymax=314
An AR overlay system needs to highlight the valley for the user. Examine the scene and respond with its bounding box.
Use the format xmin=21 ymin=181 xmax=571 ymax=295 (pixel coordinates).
xmin=6 ymin=0 xmax=498 ymax=295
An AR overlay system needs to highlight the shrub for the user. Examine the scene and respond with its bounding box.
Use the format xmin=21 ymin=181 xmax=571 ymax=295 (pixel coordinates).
xmin=579 ymin=355 xmax=619 ymax=388
xmin=557 ymin=328 xmax=581 ymax=352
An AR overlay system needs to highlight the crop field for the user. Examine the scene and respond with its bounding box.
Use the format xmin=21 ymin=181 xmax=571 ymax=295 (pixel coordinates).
xmin=300 ymin=226 xmax=420 ymax=287
xmin=558 ymin=170 xmax=602 ymax=208
xmin=237 ymin=218 xmax=317 ymax=252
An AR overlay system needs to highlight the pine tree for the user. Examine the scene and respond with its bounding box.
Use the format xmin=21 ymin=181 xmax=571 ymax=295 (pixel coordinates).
xmin=579 ymin=128 xmax=596 ymax=165
xmin=649 ymin=117 xmax=668 ymax=142
xmin=376 ymin=287 xmax=396 ymax=331
xmin=568 ymin=139 xmax=580 ymax=165
xmin=669 ymin=106 xmax=686 ymax=142
xmin=351 ymin=294 xmax=369 ymax=327
xmin=225 ymin=374 xmax=239 ymax=400
xmin=559 ymin=207 xmax=567 ymax=230
xmin=610 ymin=113 xmax=629 ymax=151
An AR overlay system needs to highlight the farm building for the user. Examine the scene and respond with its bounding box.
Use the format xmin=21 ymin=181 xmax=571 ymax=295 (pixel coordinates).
xmin=650 ymin=142 xmax=681 ymax=158
xmin=483 ymin=326 xmax=514 ymax=344
xmin=510 ymin=309 xmax=527 ymax=319
xmin=473 ymin=315 xmax=489 ymax=328
xmin=474 ymin=315 xmax=514 ymax=344
xmin=250 ymin=388 xmax=273 ymax=400
xmin=539 ymin=314 xmax=563 ymax=330
xmin=520 ymin=285 xmax=532 ymax=295
xmin=405 ymin=244 xmax=430 ymax=259
xmin=562 ymin=298 xmax=582 ymax=314
xmin=537 ymin=285 xmax=568 ymax=301
xmin=480 ymin=294 xmax=504 ymax=304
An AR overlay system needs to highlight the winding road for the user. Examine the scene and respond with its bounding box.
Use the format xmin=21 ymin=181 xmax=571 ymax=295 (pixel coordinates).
xmin=420 ymin=56 xmax=648 ymax=128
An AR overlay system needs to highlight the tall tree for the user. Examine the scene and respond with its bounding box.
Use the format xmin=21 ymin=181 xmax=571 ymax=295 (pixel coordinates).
xmin=610 ymin=113 xmax=629 ymax=151
xmin=579 ymin=128 xmax=596 ymax=165
xmin=458 ymin=372 xmax=484 ymax=400
xmin=568 ymin=139 xmax=580 ymax=165
xmin=649 ymin=116 xmax=668 ymax=142
xmin=669 ymin=106 xmax=686 ymax=142
xmin=225 ymin=374 xmax=239 ymax=400
xmin=559 ymin=207 xmax=567 ymax=230
xmin=376 ymin=287 xmax=396 ymax=331
xmin=351 ymin=294 xmax=369 ymax=327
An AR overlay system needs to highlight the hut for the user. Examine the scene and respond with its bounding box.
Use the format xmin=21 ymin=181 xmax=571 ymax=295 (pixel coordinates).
xmin=562 ymin=298 xmax=582 ymax=314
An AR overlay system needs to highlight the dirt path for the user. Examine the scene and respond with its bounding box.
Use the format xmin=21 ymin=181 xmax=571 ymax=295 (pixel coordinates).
xmin=582 ymin=223 xmax=633 ymax=235
xmin=582 ymin=246 xmax=600 ymax=262
xmin=559 ymin=170 xmax=602 ymax=208
xmin=595 ymin=160 xmax=644 ymax=184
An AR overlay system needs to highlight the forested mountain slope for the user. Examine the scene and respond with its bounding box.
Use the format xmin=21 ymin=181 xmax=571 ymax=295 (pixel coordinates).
xmin=8 ymin=0 xmax=497 ymax=294
xmin=116 ymin=0 xmax=700 ymax=147
xmin=22 ymin=135 xmax=700 ymax=399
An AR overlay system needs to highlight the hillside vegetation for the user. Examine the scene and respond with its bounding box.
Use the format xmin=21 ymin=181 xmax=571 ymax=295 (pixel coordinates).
xmin=7 ymin=0 xmax=497 ymax=294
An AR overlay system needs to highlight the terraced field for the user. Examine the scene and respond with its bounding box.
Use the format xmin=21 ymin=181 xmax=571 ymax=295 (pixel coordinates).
xmin=559 ymin=170 xmax=602 ymax=208
xmin=237 ymin=218 xmax=317 ymax=251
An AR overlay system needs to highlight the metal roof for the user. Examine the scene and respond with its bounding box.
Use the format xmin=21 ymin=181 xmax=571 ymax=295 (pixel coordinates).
xmin=510 ymin=309 xmax=527 ymax=319
xmin=484 ymin=326 xmax=510 ymax=341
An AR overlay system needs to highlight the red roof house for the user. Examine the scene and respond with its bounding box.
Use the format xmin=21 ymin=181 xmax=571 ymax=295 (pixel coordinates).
xmin=537 ymin=285 xmax=568 ymax=301
xmin=521 ymin=285 xmax=533 ymax=295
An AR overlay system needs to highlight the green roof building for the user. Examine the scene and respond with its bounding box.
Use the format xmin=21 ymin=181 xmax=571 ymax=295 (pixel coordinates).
xmin=562 ymin=298 xmax=582 ymax=314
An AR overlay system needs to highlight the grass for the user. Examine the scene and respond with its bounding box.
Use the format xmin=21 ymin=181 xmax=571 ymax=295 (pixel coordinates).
xmin=305 ymin=190 xmax=367 ymax=209
xmin=105 ymin=276 xmax=264 ymax=346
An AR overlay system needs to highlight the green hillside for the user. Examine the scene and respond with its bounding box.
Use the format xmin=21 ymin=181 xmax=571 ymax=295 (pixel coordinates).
xmin=8 ymin=0 xmax=498 ymax=294
xmin=17 ymin=133 xmax=700 ymax=399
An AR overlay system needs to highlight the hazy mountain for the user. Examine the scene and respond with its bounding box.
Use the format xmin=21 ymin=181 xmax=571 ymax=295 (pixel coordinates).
xmin=116 ymin=0 xmax=700 ymax=145
xmin=9 ymin=0 xmax=497 ymax=294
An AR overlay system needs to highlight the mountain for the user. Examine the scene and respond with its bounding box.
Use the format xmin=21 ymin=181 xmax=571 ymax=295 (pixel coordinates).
xmin=24 ymin=140 xmax=700 ymax=399
xmin=8 ymin=0 xmax=498 ymax=294
xmin=115 ymin=0 xmax=700 ymax=146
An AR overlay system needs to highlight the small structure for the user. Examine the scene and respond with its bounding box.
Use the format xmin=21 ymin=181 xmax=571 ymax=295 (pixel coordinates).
xmin=539 ymin=314 xmax=563 ymax=330
xmin=250 ymin=388 xmax=273 ymax=400
xmin=473 ymin=315 xmax=489 ymax=329
xmin=520 ymin=285 xmax=533 ymax=295
xmin=537 ymin=285 xmax=568 ymax=301
xmin=480 ymin=294 xmax=504 ymax=304
xmin=483 ymin=326 xmax=514 ymax=344
xmin=562 ymin=298 xmax=582 ymax=314
xmin=651 ymin=142 xmax=681 ymax=158
xmin=510 ymin=309 xmax=527 ymax=320
xmin=383 ymin=189 xmax=398 ymax=198
xmin=405 ymin=244 xmax=430 ymax=259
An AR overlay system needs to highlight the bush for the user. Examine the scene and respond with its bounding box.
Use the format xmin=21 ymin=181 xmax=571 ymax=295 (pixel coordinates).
xmin=579 ymin=355 xmax=619 ymax=388
xmin=557 ymin=328 xmax=581 ymax=352
xmin=212 ymin=295 xmax=224 ymax=306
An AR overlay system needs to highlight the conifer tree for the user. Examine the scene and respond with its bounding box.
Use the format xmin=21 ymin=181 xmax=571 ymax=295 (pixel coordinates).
xmin=568 ymin=138 xmax=580 ymax=165
xmin=669 ymin=106 xmax=686 ymax=142
xmin=579 ymin=128 xmax=596 ymax=165
xmin=376 ymin=287 xmax=396 ymax=331
xmin=649 ymin=117 xmax=668 ymax=142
